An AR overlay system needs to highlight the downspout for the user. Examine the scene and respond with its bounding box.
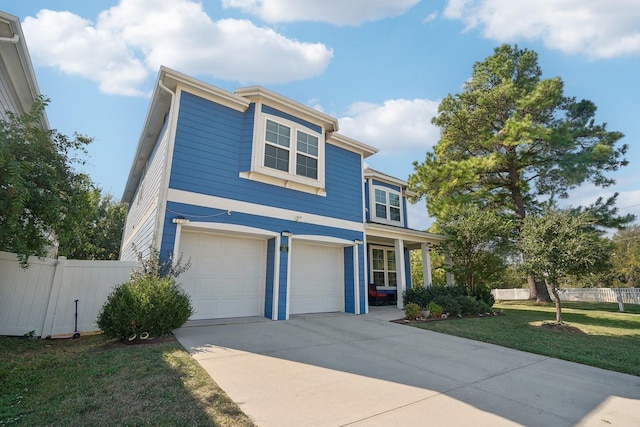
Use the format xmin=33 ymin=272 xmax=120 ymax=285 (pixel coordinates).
xmin=0 ymin=34 xmax=20 ymax=43
xmin=154 ymin=79 xmax=175 ymax=255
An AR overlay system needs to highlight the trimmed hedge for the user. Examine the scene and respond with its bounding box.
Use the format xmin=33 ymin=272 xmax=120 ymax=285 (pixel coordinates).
xmin=404 ymin=284 xmax=494 ymax=316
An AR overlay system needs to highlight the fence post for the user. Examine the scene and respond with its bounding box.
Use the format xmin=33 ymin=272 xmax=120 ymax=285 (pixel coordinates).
xmin=616 ymin=291 xmax=625 ymax=312
xmin=40 ymin=256 xmax=67 ymax=338
xmin=633 ymin=288 xmax=639 ymax=305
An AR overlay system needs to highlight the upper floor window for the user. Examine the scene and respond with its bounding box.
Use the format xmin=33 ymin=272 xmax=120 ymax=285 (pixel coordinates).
xmin=242 ymin=112 xmax=325 ymax=195
xmin=372 ymin=186 xmax=402 ymax=225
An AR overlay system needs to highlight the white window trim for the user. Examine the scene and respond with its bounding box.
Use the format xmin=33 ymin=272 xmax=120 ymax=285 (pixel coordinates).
xmin=370 ymin=185 xmax=403 ymax=226
xmin=240 ymin=107 xmax=326 ymax=196
xmin=370 ymin=246 xmax=397 ymax=287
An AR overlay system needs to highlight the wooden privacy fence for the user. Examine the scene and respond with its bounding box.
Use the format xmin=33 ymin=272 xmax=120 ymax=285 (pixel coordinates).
xmin=493 ymin=288 xmax=639 ymax=305
xmin=0 ymin=251 xmax=137 ymax=337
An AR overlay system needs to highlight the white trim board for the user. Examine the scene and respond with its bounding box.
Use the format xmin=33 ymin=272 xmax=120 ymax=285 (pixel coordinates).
xmin=167 ymin=188 xmax=365 ymax=232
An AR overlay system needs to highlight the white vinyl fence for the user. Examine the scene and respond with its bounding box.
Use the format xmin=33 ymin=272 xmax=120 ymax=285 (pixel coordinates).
xmin=0 ymin=251 xmax=137 ymax=337
xmin=493 ymin=288 xmax=639 ymax=305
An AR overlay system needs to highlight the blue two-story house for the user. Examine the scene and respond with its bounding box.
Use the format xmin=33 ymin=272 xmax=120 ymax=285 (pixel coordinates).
xmin=121 ymin=66 xmax=445 ymax=320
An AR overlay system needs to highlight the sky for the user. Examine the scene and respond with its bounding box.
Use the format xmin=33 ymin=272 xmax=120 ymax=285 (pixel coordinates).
xmin=3 ymin=0 xmax=640 ymax=231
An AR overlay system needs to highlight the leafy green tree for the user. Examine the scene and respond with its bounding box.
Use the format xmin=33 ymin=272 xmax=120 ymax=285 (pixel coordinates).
xmin=520 ymin=208 xmax=612 ymax=323
xmin=0 ymin=96 xmax=92 ymax=265
xmin=410 ymin=247 xmax=446 ymax=287
xmin=409 ymin=44 xmax=632 ymax=301
xmin=438 ymin=206 xmax=513 ymax=292
xmin=57 ymin=183 xmax=127 ymax=260
xmin=611 ymin=225 xmax=640 ymax=287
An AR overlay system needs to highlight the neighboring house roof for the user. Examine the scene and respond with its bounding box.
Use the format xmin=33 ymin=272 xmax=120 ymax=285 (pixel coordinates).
xmin=122 ymin=66 xmax=379 ymax=203
xmin=0 ymin=11 xmax=48 ymax=128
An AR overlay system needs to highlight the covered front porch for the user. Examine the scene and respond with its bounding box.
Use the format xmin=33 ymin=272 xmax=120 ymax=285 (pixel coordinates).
xmin=365 ymin=222 xmax=449 ymax=310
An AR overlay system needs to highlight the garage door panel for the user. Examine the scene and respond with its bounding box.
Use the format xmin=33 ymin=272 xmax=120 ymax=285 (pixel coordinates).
xmin=290 ymin=242 xmax=343 ymax=315
xmin=179 ymin=231 xmax=266 ymax=320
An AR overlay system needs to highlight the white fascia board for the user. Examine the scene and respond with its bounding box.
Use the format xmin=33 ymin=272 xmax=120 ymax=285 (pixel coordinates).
xmin=327 ymin=132 xmax=378 ymax=159
xmin=122 ymin=66 xmax=251 ymax=203
xmin=167 ymin=188 xmax=365 ymax=232
xmin=179 ymin=221 xmax=280 ymax=239
xmin=0 ymin=12 xmax=48 ymax=128
xmin=365 ymin=222 xmax=447 ymax=244
xmin=364 ymin=169 xmax=407 ymax=187
xmin=235 ymin=86 xmax=339 ymax=132
xmin=291 ymin=235 xmax=358 ymax=246
xmin=162 ymin=66 xmax=250 ymax=112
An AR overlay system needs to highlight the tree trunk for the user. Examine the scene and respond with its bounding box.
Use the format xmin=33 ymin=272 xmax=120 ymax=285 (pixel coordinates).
xmin=548 ymin=282 xmax=563 ymax=323
xmin=527 ymin=273 xmax=552 ymax=302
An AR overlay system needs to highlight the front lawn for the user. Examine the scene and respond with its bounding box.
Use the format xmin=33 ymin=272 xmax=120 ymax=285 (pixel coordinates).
xmin=413 ymin=301 xmax=640 ymax=377
xmin=0 ymin=334 xmax=255 ymax=426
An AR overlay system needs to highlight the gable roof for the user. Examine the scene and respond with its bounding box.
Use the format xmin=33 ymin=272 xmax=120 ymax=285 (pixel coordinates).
xmin=0 ymin=11 xmax=48 ymax=128
xmin=123 ymin=66 xmax=381 ymax=202
xmin=122 ymin=66 xmax=251 ymax=203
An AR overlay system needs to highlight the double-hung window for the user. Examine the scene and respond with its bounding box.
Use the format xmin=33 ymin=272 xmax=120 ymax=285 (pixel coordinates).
xmin=263 ymin=118 xmax=319 ymax=180
xmin=372 ymin=186 xmax=402 ymax=225
xmin=244 ymin=112 xmax=325 ymax=195
xmin=295 ymin=131 xmax=318 ymax=179
xmin=371 ymin=247 xmax=397 ymax=287
xmin=264 ymin=119 xmax=291 ymax=172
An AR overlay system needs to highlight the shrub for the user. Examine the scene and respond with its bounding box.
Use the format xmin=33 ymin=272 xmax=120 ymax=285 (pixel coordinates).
xmin=427 ymin=301 xmax=444 ymax=318
xmin=477 ymin=300 xmax=494 ymax=315
xmin=433 ymin=295 xmax=462 ymax=316
xmin=473 ymin=285 xmax=496 ymax=307
xmin=457 ymin=295 xmax=481 ymax=315
xmin=97 ymin=276 xmax=194 ymax=340
xmin=405 ymin=283 xmax=494 ymax=317
xmin=404 ymin=303 xmax=422 ymax=320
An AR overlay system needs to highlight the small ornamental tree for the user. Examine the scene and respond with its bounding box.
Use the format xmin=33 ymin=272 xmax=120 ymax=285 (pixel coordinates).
xmin=438 ymin=206 xmax=514 ymax=292
xmin=520 ymin=208 xmax=612 ymax=323
xmin=97 ymin=245 xmax=193 ymax=340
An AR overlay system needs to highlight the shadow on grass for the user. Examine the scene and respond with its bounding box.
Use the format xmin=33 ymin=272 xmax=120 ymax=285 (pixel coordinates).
xmin=416 ymin=305 xmax=640 ymax=377
xmin=0 ymin=334 xmax=254 ymax=426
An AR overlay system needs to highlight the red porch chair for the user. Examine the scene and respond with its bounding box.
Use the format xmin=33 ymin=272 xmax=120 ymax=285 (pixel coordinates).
xmin=368 ymin=284 xmax=388 ymax=305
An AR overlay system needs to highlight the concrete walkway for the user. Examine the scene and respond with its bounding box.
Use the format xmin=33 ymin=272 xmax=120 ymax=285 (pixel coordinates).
xmin=174 ymin=307 xmax=640 ymax=427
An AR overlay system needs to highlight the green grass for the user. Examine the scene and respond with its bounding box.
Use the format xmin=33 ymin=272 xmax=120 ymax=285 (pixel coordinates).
xmin=0 ymin=334 xmax=255 ymax=426
xmin=414 ymin=301 xmax=640 ymax=377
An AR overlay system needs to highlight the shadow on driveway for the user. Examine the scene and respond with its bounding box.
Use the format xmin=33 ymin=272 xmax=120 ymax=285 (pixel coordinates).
xmin=174 ymin=308 xmax=640 ymax=427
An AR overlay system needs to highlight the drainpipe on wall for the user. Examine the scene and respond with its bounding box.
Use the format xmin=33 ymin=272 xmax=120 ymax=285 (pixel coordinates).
xmin=0 ymin=34 xmax=19 ymax=44
xmin=154 ymin=79 xmax=176 ymax=255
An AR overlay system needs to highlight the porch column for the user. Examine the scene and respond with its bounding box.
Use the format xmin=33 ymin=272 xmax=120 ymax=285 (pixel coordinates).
xmin=445 ymin=251 xmax=454 ymax=286
xmin=395 ymin=239 xmax=406 ymax=309
xmin=421 ymin=243 xmax=432 ymax=287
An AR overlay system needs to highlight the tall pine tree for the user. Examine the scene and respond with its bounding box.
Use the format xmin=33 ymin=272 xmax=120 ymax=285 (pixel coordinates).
xmin=409 ymin=45 xmax=631 ymax=301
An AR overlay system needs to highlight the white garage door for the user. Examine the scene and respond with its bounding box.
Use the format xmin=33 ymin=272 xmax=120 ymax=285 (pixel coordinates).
xmin=290 ymin=242 xmax=344 ymax=315
xmin=178 ymin=231 xmax=266 ymax=320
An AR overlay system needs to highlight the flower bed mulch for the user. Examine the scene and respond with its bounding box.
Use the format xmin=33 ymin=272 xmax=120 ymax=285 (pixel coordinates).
xmin=391 ymin=311 xmax=504 ymax=325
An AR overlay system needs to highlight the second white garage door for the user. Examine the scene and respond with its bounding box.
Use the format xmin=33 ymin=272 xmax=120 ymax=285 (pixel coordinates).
xmin=290 ymin=242 xmax=344 ymax=315
xmin=178 ymin=231 xmax=266 ymax=320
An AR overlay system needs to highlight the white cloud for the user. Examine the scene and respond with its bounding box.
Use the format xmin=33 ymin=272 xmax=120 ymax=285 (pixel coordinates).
xmin=22 ymin=0 xmax=333 ymax=96
xmin=444 ymin=0 xmax=640 ymax=59
xmin=222 ymin=0 xmax=421 ymax=26
xmin=423 ymin=11 xmax=439 ymax=24
xmin=338 ymin=98 xmax=440 ymax=152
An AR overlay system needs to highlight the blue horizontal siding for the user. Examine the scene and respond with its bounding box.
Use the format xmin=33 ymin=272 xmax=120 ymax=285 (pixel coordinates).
xmin=162 ymin=202 xmax=363 ymax=247
xmin=169 ymin=91 xmax=362 ymax=222
xmin=371 ymin=179 xmax=401 ymax=193
xmin=262 ymin=104 xmax=321 ymax=134
xmin=264 ymin=238 xmax=276 ymax=318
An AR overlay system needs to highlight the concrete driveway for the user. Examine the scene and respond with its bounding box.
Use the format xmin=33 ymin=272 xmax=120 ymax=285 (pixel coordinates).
xmin=174 ymin=307 xmax=640 ymax=427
